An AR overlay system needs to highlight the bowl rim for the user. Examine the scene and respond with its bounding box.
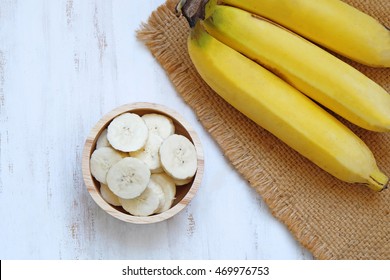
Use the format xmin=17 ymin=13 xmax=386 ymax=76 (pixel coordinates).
xmin=81 ymin=102 xmax=204 ymax=224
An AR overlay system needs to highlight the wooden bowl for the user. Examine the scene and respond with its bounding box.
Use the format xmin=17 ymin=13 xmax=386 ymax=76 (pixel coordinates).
xmin=82 ymin=102 xmax=204 ymax=224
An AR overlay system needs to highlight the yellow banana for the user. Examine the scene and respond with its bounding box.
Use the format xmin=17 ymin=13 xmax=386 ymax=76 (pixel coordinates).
xmin=201 ymin=4 xmax=390 ymax=132
xmin=222 ymin=0 xmax=390 ymax=68
xmin=185 ymin=22 xmax=388 ymax=191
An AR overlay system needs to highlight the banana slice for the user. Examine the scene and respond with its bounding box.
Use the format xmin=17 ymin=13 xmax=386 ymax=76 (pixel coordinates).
xmin=100 ymin=183 xmax=121 ymax=206
xmin=142 ymin=113 xmax=175 ymax=140
xmin=107 ymin=113 xmax=149 ymax=152
xmin=96 ymin=129 xmax=111 ymax=149
xmin=148 ymin=179 xmax=166 ymax=214
xmin=106 ymin=157 xmax=151 ymax=199
xmin=151 ymin=173 xmax=176 ymax=213
xmin=90 ymin=147 xmax=125 ymax=184
xmin=173 ymin=177 xmax=193 ymax=186
xmin=130 ymin=134 xmax=164 ymax=173
xmin=159 ymin=134 xmax=198 ymax=180
xmin=119 ymin=182 xmax=162 ymax=216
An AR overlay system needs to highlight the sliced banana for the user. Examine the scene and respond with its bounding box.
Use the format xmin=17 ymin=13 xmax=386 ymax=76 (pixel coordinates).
xmin=159 ymin=134 xmax=198 ymax=180
xmin=100 ymin=183 xmax=121 ymax=206
xmin=119 ymin=183 xmax=161 ymax=216
xmin=174 ymin=177 xmax=193 ymax=186
xmin=107 ymin=113 xmax=149 ymax=152
xmin=96 ymin=129 xmax=111 ymax=149
xmin=130 ymin=134 xmax=164 ymax=173
xmin=90 ymin=147 xmax=125 ymax=184
xmin=147 ymin=179 xmax=166 ymax=214
xmin=142 ymin=113 xmax=175 ymax=140
xmin=151 ymin=173 xmax=176 ymax=213
xmin=106 ymin=157 xmax=151 ymax=199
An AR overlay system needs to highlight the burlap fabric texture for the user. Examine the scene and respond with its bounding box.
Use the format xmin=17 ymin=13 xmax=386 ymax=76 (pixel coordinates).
xmin=137 ymin=0 xmax=390 ymax=259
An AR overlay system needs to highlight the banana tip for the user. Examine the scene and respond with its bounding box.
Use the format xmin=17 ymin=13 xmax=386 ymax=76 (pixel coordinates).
xmin=383 ymin=179 xmax=390 ymax=191
xmin=376 ymin=178 xmax=389 ymax=192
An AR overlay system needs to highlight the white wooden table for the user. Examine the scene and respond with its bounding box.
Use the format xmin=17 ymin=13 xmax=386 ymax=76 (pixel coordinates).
xmin=0 ymin=0 xmax=313 ymax=260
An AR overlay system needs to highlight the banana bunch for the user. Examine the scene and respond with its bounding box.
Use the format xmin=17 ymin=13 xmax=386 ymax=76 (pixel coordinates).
xmin=176 ymin=0 xmax=390 ymax=191
xmin=222 ymin=0 xmax=390 ymax=68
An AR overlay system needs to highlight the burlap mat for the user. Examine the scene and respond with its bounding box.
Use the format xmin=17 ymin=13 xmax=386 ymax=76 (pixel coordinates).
xmin=137 ymin=0 xmax=390 ymax=259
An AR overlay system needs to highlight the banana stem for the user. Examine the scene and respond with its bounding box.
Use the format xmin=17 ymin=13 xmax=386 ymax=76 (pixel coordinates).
xmin=176 ymin=0 xmax=217 ymax=27
xmin=175 ymin=0 xmax=188 ymax=16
